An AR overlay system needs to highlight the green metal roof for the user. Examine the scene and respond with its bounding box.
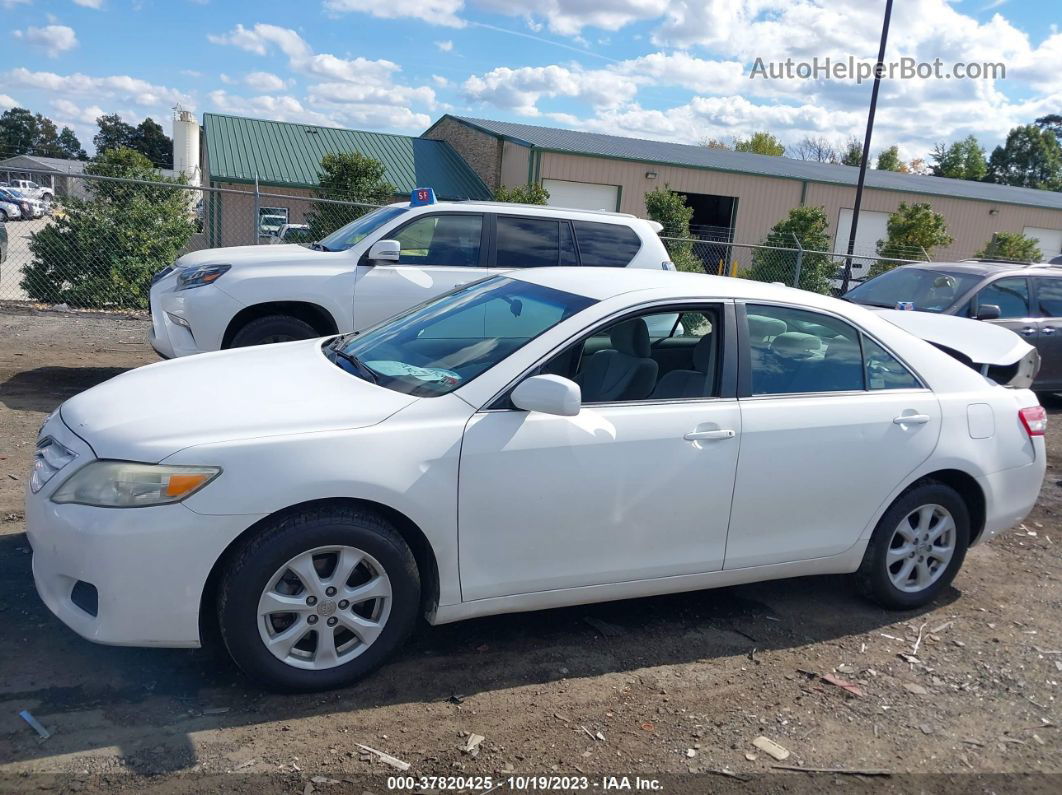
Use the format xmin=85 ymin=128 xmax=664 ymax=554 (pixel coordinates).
xmin=203 ymin=113 xmax=490 ymax=199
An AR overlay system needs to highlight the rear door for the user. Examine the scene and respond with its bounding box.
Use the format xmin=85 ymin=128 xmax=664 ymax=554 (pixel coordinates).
xmin=352 ymin=212 xmax=488 ymax=330
xmin=489 ymin=214 xmax=579 ymax=274
xmin=724 ymin=303 xmax=940 ymax=569
xmin=1032 ymin=276 xmax=1062 ymax=388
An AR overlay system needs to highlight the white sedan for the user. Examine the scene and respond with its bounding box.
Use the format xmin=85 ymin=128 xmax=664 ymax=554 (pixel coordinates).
xmin=27 ymin=269 xmax=1046 ymax=691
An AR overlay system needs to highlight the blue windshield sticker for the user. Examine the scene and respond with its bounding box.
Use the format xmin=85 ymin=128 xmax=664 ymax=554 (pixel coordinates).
xmin=410 ymin=187 xmax=436 ymax=206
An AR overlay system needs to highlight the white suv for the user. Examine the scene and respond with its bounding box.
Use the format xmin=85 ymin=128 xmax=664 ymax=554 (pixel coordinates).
xmin=149 ymin=198 xmax=674 ymax=358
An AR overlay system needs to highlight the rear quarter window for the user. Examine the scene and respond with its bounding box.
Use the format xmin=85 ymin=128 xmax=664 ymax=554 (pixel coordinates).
xmin=573 ymin=221 xmax=642 ymax=267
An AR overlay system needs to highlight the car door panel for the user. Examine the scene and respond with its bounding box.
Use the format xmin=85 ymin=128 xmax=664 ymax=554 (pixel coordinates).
xmin=725 ymin=391 xmax=941 ymax=569
xmin=457 ymin=401 xmax=742 ymax=600
xmin=1032 ymin=277 xmax=1062 ymax=388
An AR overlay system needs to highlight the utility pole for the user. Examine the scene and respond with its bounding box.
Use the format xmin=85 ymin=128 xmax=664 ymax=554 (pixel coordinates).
xmin=841 ymin=0 xmax=894 ymax=294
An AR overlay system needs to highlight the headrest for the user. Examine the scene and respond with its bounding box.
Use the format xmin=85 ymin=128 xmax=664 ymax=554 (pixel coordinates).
xmin=610 ymin=318 xmax=651 ymax=358
xmin=693 ymin=334 xmax=714 ymax=372
xmin=748 ymin=314 xmax=787 ymax=340
xmin=825 ymin=337 xmax=861 ymax=363
xmin=770 ymin=331 xmax=821 ymax=359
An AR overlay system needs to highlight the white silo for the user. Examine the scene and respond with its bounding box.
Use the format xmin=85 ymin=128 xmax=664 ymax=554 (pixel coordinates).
xmin=172 ymin=108 xmax=201 ymax=186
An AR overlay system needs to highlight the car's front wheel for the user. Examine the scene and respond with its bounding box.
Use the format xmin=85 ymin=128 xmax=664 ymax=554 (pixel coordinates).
xmin=856 ymin=482 xmax=970 ymax=610
xmin=217 ymin=505 xmax=421 ymax=691
xmin=229 ymin=314 xmax=319 ymax=348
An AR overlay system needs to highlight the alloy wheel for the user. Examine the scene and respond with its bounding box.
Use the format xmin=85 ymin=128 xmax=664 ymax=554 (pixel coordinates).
xmin=257 ymin=545 xmax=392 ymax=670
xmin=886 ymin=504 xmax=956 ymax=593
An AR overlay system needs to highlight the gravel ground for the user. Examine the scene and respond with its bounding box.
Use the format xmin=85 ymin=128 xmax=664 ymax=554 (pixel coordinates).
xmin=0 ymin=307 xmax=1060 ymax=793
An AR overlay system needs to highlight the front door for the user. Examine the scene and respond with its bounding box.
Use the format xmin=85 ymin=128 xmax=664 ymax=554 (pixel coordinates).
xmin=1032 ymin=276 xmax=1062 ymax=389
xmin=724 ymin=303 xmax=941 ymax=569
xmin=458 ymin=305 xmax=741 ymax=601
xmin=352 ymin=213 xmax=487 ymax=330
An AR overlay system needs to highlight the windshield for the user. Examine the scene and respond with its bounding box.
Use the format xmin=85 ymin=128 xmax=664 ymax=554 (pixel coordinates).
xmin=845 ymin=267 xmax=982 ymax=312
xmin=325 ymin=277 xmax=596 ymax=396
xmin=316 ymin=205 xmax=408 ymax=252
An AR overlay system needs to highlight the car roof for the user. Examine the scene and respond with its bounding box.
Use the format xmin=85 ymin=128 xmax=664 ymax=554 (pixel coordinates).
xmin=387 ymin=200 xmax=641 ymax=222
xmin=506 ymin=266 xmax=848 ymax=308
xmin=899 ymin=260 xmax=1062 ymax=277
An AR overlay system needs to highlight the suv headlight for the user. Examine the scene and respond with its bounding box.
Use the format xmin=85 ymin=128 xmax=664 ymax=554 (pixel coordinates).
xmin=52 ymin=462 xmax=221 ymax=508
xmin=176 ymin=264 xmax=230 ymax=291
xmin=31 ymin=437 xmax=78 ymax=493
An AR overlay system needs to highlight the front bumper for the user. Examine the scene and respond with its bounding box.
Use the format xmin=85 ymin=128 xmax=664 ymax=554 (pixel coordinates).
xmin=26 ymin=417 xmax=257 ymax=647
xmin=149 ymin=277 xmax=244 ymax=358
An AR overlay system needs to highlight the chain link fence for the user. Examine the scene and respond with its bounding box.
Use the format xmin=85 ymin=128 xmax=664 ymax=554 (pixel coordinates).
xmin=0 ymin=167 xmax=931 ymax=314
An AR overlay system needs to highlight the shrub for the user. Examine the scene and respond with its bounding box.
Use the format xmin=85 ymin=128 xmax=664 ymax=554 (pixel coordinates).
xmin=868 ymin=202 xmax=952 ymax=278
xmin=976 ymin=231 xmax=1043 ymax=263
xmin=306 ymin=152 xmax=397 ymax=240
xmin=493 ymin=183 xmax=550 ymax=204
xmin=644 ymin=186 xmax=703 ymax=273
xmin=746 ymin=206 xmax=834 ymax=293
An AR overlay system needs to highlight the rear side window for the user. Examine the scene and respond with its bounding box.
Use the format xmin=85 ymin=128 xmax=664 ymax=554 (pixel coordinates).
xmin=573 ymin=221 xmax=641 ymax=267
xmin=1036 ymin=278 xmax=1062 ymax=317
xmin=862 ymin=336 xmax=920 ymax=390
xmin=495 ymin=217 xmax=578 ymax=268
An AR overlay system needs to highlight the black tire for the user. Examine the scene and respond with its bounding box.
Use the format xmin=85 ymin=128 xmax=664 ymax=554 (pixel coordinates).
xmin=856 ymin=481 xmax=970 ymax=610
xmin=0 ymin=210 xmax=7 ymax=222
xmin=217 ymin=505 xmax=421 ymax=692
xmin=229 ymin=314 xmax=318 ymax=348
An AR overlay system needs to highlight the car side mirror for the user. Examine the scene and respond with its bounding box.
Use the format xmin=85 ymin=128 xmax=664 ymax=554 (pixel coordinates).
xmin=976 ymin=304 xmax=1001 ymax=321
xmin=510 ymin=375 xmax=581 ymax=417
xmin=367 ymin=239 xmax=400 ymax=263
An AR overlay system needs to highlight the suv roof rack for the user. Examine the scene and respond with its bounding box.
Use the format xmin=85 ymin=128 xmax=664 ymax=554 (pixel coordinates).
xmin=454 ymin=199 xmax=636 ymax=218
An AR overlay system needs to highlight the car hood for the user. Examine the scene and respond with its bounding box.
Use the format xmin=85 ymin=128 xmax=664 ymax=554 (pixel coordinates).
xmin=60 ymin=339 xmax=417 ymax=461
xmin=175 ymin=243 xmax=319 ymax=268
xmin=875 ymin=309 xmax=1040 ymax=387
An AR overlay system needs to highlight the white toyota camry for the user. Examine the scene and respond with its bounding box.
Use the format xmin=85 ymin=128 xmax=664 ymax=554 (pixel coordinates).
xmin=27 ymin=268 xmax=1046 ymax=691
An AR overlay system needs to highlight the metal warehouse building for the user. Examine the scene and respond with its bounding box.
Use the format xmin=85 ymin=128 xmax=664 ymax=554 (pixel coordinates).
xmin=423 ymin=115 xmax=1062 ymax=261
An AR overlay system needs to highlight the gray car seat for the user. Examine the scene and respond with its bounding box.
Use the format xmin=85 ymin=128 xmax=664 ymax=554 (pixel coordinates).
xmin=576 ymin=318 xmax=658 ymax=402
xmin=650 ymin=335 xmax=715 ymax=399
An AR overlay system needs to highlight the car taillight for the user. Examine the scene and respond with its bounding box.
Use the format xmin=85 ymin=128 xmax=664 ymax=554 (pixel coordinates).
xmin=1019 ymin=406 xmax=1047 ymax=437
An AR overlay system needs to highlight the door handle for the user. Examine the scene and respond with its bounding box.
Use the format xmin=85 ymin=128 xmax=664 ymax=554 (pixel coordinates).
xmin=893 ymin=414 xmax=931 ymax=425
xmin=684 ymin=429 xmax=736 ymax=441
xmin=1021 ymin=327 xmax=1038 ymax=336
xmin=1042 ymin=326 xmax=1055 ymax=335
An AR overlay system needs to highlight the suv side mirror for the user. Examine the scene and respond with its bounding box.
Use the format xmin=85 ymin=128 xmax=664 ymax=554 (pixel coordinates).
xmin=367 ymin=239 xmax=400 ymax=263
xmin=975 ymin=304 xmax=1001 ymax=321
xmin=511 ymin=375 xmax=581 ymax=417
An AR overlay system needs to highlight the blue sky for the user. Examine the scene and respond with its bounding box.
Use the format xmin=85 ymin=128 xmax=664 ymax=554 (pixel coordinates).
xmin=3 ymin=0 xmax=1060 ymax=163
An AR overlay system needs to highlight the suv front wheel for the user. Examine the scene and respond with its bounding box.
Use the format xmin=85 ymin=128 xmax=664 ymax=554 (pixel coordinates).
xmin=229 ymin=315 xmax=319 ymax=348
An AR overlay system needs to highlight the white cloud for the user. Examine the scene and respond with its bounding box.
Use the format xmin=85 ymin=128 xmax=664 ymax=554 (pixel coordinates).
xmin=0 ymin=94 xmax=19 ymax=109
xmin=432 ymin=74 xmax=449 ymax=87
xmin=12 ymin=25 xmax=79 ymax=57
xmin=51 ymin=97 xmax=106 ymax=125
xmin=435 ymin=40 xmax=454 ymax=52
xmin=475 ymin=0 xmax=669 ymax=36
xmin=324 ymin=0 xmax=465 ymax=28
xmin=72 ymin=0 xmax=103 ymax=8
xmin=308 ymin=81 xmax=436 ymax=109
xmin=615 ymin=52 xmax=745 ymax=93
xmin=463 ymin=64 xmax=636 ymax=114
xmin=245 ymin=71 xmax=287 ymax=91
xmin=3 ymin=67 xmax=193 ymax=107
xmin=1 ymin=0 xmax=31 ymax=9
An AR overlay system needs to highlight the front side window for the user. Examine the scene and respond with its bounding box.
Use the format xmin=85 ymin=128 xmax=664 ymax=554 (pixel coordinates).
xmin=495 ymin=216 xmax=578 ymax=268
xmin=326 ymin=277 xmax=594 ymax=396
xmin=746 ymin=305 xmax=864 ymax=395
xmin=971 ymin=277 xmax=1030 ymax=319
xmin=573 ymin=221 xmax=642 ymax=268
xmin=541 ymin=307 xmax=720 ymax=403
xmin=318 ymin=205 xmax=408 ymax=252
xmin=393 ymin=214 xmax=482 ymax=267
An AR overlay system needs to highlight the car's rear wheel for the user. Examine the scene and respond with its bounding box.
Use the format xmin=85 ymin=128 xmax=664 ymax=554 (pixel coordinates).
xmin=856 ymin=482 xmax=970 ymax=610
xmin=229 ymin=314 xmax=318 ymax=348
xmin=217 ymin=505 xmax=421 ymax=691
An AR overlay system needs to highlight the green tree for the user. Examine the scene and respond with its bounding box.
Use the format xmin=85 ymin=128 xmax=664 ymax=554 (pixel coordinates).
xmin=746 ymin=206 xmax=834 ymax=294
xmin=840 ymin=136 xmax=864 ymax=167
xmin=132 ymin=117 xmax=173 ymax=168
xmin=986 ymin=124 xmax=1062 ymax=190
xmin=32 ymin=115 xmax=62 ymax=157
xmin=734 ymin=131 xmax=785 ymax=156
xmin=0 ymin=107 xmax=39 ymax=156
xmin=869 ymin=202 xmax=952 ymax=277
xmin=1035 ymin=114 xmax=1062 ymax=140
xmin=930 ymin=135 xmax=987 ymax=180
xmin=21 ymin=148 xmax=196 ymax=309
xmin=644 ymin=186 xmax=702 ymax=273
xmin=493 ymin=183 xmax=549 ymax=204
xmin=976 ymin=231 xmax=1043 ymax=263
xmin=875 ymin=145 xmax=907 ymax=172
xmin=93 ymin=113 xmax=136 ymax=154
xmin=57 ymin=127 xmax=87 ymax=160
xmin=306 ymin=151 xmax=397 ymax=240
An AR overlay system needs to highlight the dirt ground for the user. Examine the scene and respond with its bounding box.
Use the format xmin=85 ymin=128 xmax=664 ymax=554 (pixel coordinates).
xmin=0 ymin=306 xmax=1060 ymax=793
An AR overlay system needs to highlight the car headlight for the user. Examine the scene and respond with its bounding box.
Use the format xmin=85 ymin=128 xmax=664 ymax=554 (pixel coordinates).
xmin=52 ymin=462 xmax=221 ymax=508
xmin=31 ymin=437 xmax=78 ymax=493
xmin=176 ymin=264 xmax=230 ymax=291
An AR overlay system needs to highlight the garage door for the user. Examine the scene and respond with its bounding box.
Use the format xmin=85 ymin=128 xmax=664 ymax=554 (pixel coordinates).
xmin=834 ymin=208 xmax=891 ymax=280
xmin=1024 ymin=226 xmax=1062 ymax=260
xmin=543 ymin=179 xmax=619 ymax=212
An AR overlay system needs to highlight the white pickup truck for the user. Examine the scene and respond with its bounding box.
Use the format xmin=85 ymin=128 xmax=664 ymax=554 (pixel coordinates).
xmin=4 ymin=179 xmax=54 ymax=204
